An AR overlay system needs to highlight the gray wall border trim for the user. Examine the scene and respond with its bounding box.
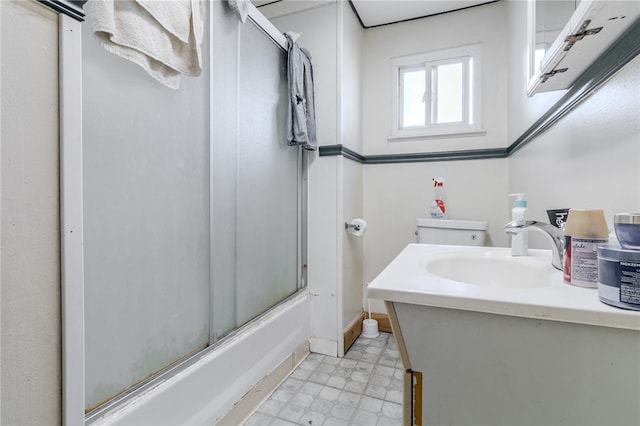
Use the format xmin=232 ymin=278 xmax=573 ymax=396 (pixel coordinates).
xmin=365 ymin=148 xmax=509 ymax=164
xmin=320 ymin=17 xmax=640 ymax=164
xmin=318 ymin=145 xmax=508 ymax=164
xmin=341 ymin=146 xmax=366 ymax=163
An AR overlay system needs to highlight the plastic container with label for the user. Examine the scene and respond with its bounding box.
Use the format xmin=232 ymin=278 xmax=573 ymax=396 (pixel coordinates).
xmin=563 ymin=209 xmax=609 ymax=287
xmin=597 ymin=245 xmax=640 ymax=311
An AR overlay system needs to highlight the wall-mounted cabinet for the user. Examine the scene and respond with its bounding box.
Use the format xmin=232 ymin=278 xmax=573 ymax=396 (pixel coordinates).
xmin=528 ymin=0 xmax=640 ymax=96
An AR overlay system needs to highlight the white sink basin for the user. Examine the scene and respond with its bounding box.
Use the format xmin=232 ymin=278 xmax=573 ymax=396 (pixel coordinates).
xmin=425 ymin=250 xmax=555 ymax=288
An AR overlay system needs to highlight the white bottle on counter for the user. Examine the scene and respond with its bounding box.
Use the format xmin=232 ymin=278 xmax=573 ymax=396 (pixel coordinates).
xmin=510 ymin=193 xmax=528 ymax=256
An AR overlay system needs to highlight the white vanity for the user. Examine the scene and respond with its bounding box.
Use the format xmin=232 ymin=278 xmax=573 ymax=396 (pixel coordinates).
xmin=368 ymin=244 xmax=640 ymax=426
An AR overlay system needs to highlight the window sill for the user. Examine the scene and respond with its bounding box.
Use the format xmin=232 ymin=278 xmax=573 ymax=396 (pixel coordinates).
xmin=388 ymin=127 xmax=486 ymax=141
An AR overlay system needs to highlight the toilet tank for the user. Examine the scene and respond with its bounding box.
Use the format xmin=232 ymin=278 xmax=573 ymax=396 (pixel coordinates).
xmin=416 ymin=218 xmax=489 ymax=246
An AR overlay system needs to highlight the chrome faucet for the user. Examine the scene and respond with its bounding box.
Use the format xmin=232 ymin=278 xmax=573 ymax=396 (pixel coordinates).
xmin=504 ymin=220 xmax=565 ymax=270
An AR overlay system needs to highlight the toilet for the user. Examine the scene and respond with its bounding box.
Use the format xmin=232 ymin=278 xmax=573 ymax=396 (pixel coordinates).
xmin=416 ymin=218 xmax=489 ymax=246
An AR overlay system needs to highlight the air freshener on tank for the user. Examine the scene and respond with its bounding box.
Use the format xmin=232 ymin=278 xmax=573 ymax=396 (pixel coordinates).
xmin=563 ymin=209 xmax=609 ymax=288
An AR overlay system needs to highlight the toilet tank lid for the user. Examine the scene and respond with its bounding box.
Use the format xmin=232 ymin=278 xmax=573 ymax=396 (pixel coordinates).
xmin=416 ymin=218 xmax=489 ymax=230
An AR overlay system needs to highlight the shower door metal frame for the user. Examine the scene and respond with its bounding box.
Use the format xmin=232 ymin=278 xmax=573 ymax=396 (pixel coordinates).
xmin=59 ymin=11 xmax=85 ymax=426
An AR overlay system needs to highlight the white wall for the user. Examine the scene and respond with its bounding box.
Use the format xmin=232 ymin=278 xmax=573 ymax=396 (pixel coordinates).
xmin=342 ymin=157 xmax=364 ymax=334
xmin=308 ymin=155 xmax=341 ymax=355
xmin=340 ymin=0 xmax=363 ymax=154
xmin=1 ymin=1 xmax=62 ymax=424
xmin=508 ymin=57 xmax=640 ymax=233
xmin=362 ymin=1 xmax=509 ymax=155
xmin=339 ymin=1 xmax=365 ymax=339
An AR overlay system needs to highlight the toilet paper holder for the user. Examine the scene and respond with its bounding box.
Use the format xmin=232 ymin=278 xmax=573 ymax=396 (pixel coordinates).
xmin=345 ymin=218 xmax=368 ymax=236
xmin=345 ymin=222 xmax=362 ymax=231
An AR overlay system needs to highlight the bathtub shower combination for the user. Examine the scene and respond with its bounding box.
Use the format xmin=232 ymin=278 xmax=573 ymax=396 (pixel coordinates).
xmin=64 ymin=2 xmax=310 ymax=424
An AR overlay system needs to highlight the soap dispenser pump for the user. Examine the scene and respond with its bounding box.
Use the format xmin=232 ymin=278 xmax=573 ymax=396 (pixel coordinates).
xmin=509 ymin=193 xmax=528 ymax=256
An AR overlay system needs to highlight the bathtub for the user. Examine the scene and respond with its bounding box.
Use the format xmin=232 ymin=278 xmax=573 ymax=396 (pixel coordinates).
xmin=88 ymin=293 xmax=310 ymax=425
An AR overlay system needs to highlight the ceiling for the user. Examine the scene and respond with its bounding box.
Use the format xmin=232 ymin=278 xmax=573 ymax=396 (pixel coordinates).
xmin=351 ymin=0 xmax=497 ymax=27
xmin=254 ymin=0 xmax=498 ymax=28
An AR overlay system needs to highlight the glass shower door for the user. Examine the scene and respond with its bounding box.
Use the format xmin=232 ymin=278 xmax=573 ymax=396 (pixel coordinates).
xmin=210 ymin=10 xmax=301 ymax=340
xmin=81 ymin=0 xmax=303 ymax=415
xmin=82 ymin=13 xmax=211 ymax=412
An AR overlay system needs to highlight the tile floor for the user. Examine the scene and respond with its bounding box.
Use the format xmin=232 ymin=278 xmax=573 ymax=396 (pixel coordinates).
xmin=244 ymin=332 xmax=404 ymax=426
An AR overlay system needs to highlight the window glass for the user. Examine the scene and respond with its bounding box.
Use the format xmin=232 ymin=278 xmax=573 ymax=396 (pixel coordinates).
xmin=433 ymin=62 xmax=464 ymax=124
xmin=401 ymin=67 xmax=426 ymax=128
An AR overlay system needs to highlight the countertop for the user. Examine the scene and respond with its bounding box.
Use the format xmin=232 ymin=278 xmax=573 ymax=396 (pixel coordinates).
xmin=367 ymin=244 xmax=640 ymax=331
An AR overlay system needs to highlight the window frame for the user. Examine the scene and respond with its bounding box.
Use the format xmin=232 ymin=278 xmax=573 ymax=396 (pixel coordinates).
xmin=390 ymin=44 xmax=483 ymax=140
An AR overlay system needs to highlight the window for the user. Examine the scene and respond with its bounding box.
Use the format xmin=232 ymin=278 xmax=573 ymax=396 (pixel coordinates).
xmin=391 ymin=44 xmax=483 ymax=139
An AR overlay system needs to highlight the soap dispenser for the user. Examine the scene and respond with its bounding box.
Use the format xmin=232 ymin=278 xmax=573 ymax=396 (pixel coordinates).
xmin=510 ymin=193 xmax=528 ymax=256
